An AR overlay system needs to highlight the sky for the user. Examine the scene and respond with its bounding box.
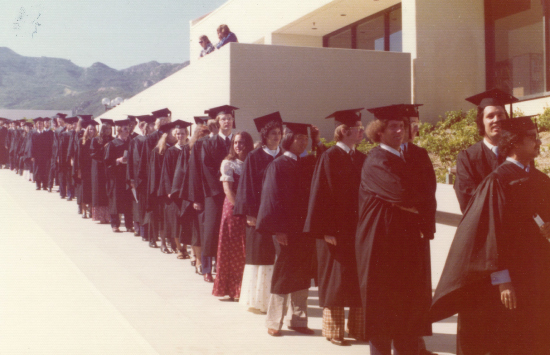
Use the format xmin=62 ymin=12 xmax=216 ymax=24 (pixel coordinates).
xmin=1 ymin=0 xmax=228 ymax=70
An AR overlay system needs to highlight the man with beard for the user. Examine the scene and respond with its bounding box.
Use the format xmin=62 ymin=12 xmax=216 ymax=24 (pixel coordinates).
xmin=454 ymin=88 xmax=518 ymax=212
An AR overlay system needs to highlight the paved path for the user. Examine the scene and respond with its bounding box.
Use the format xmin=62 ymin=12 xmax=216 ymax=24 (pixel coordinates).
xmin=0 ymin=169 xmax=457 ymax=354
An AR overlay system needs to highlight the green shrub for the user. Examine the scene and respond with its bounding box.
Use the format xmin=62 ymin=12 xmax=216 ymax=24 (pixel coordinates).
xmin=537 ymin=106 xmax=550 ymax=132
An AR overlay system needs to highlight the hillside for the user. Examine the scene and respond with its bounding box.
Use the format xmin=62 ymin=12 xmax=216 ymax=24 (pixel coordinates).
xmin=0 ymin=47 xmax=188 ymax=117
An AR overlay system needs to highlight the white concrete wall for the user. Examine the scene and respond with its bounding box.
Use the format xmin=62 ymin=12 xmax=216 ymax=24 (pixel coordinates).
xmin=405 ymin=0 xmax=487 ymax=123
xmin=96 ymin=47 xmax=231 ymax=125
xmin=189 ymin=0 xmax=333 ymax=62
xmin=267 ymin=33 xmax=323 ymax=48
xmin=515 ymin=97 xmax=550 ymax=115
xmin=228 ymin=43 xmax=411 ymax=140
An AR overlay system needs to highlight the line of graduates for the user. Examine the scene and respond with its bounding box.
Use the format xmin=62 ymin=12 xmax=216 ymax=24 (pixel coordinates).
xmin=4 ymin=89 xmax=550 ymax=355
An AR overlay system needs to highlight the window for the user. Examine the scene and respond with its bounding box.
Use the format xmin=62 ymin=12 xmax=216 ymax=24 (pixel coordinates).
xmin=486 ymin=0 xmax=549 ymax=98
xmin=323 ymin=4 xmax=402 ymax=52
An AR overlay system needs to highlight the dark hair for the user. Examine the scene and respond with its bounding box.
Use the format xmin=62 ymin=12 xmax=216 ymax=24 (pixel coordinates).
xmin=225 ymin=131 xmax=254 ymax=161
xmin=98 ymin=124 xmax=113 ymax=145
xmin=498 ymin=130 xmax=525 ymax=158
xmin=281 ymin=127 xmax=297 ymax=151
xmin=260 ymin=121 xmax=282 ymax=145
xmin=476 ymin=106 xmax=510 ymax=136
xmin=365 ymin=119 xmax=389 ymax=143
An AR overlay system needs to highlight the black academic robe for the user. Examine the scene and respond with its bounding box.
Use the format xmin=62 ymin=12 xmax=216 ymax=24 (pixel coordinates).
xmin=49 ymin=126 xmax=65 ymax=186
xmin=127 ymin=134 xmax=147 ymax=224
xmin=104 ymin=137 xmax=132 ymax=215
xmin=355 ymin=146 xmax=432 ymax=339
xmin=16 ymin=131 xmax=29 ymax=172
xmin=454 ymin=140 xmax=504 ymax=213
xmin=256 ymin=154 xmax=317 ymax=295
xmin=200 ymin=134 xmax=231 ymax=256
xmin=69 ymin=130 xmax=84 ymax=202
xmin=303 ymin=145 xmax=365 ymax=307
xmin=0 ymin=126 xmax=8 ymax=165
xmin=158 ymin=145 xmax=185 ymax=240
xmin=90 ymin=137 xmax=111 ymax=207
xmin=30 ymin=130 xmax=54 ymax=184
xmin=145 ymin=145 xmax=170 ymax=235
xmin=136 ymin=131 xmax=162 ymax=223
xmin=74 ymin=138 xmax=93 ymax=204
xmin=234 ymin=147 xmax=282 ymax=265
xmin=431 ymin=162 xmax=550 ymax=354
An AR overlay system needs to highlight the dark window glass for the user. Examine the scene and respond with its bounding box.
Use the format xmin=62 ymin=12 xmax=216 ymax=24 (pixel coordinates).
xmin=389 ymin=8 xmax=402 ymax=52
xmin=327 ymin=29 xmax=352 ymax=49
xmin=356 ymin=16 xmax=384 ymax=50
xmin=491 ymin=0 xmax=545 ymax=98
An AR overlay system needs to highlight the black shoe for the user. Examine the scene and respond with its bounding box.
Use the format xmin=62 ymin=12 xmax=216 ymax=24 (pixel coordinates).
xmin=160 ymin=245 xmax=172 ymax=254
xmin=149 ymin=241 xmax=158 ymax=248
xmin=48 ymin=188 xmax=52 ymax=193
xmin=142 ymin=236 xmax=148 ymax=242
xmin=134 ymin=230 xmax=140 ymax=237
xmin=36 ymin=187 xmax=41 ymax=190
xmin=67 ymin=197 xmax=73 ymax=202
xmin=191 ymin=260 xmax=196 ymax=267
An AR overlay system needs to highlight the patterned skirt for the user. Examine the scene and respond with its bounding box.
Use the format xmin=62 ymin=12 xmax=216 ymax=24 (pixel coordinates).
xmin=212 ymin=197 xmax=247 ymax=299
xmin=92 ymin=206 xmax=110 ymax=223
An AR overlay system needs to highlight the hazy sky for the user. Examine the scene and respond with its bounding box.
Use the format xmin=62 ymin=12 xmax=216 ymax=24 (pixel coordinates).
xmin=1 ymin=0 xmax=228 ymax=70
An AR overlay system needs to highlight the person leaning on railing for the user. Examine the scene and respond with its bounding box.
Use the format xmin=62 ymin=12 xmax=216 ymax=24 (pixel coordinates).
xmin=215 ymin=24 xmax=238 ymax=49
xmin=198 ymin=35 xmax=215 ymax=58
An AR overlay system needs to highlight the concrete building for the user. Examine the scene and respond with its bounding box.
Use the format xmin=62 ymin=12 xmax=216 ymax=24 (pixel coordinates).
xmin=97 ymin=0 xmax=550 ymax=140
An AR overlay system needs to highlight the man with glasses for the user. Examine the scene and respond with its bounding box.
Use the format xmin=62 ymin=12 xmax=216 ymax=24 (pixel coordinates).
xmin=198 ymin=35 xmax=215 ymax=58
xmin=304 ymin=109 xmax=367 ymax=346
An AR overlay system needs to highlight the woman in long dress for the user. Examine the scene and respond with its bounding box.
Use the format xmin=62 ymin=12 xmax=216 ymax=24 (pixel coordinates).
xmin=75 ymin=122 xmax=98 ymax=219
xmin=90 ymin=123 xmax=113 ymax=224
xmin=212 ymin=131 xmax=254 ymax=300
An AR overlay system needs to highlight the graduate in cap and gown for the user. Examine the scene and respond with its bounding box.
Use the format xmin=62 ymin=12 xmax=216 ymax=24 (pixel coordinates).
xmin=257 ymin=122 xmax=320 ymax=337
xmin=356 ymin=104 xmax=433 ymax=355
xmin=72 ymin=115 xmax=93 ymax=212
xmin=137 ymin=108 xmax=171 ymax=247
xmin=234 ymin=112 xmax=283 ymax=313
xmin=30 ymin=117 xmax=54 ymax=190
xmin=0 ymin=118 xmax=8 ymax=168
xmin=90 ymin=119 xmax=114 ymax=224
xmin=303 ymin=108 xmax=367 ymax=345
xmin=431 ymin=116 xmax=550 ymax=355
xmin=177 ymin=116 xmax=214 ymax=272
xmin=196 ymin=105 xmax=238 ymax=282
xmin=212 ymin=130 xmax=254 ymax=300
xmin=57 ymin=117 xmax=77 ymax=199
xmin=104 ymin=119 xmax=134 ymax=233
xmin=127 ymin=115 xmax=155 ymax=239
xmin=454 ymin=88 xmax=518 ymax=213
xmin=159 ymin=120 xmax=193 ymax=258
xmin=75 ymin=120 xmax=99 ymax=219
xmin=50 ymin=114 xmax=67 ymax=193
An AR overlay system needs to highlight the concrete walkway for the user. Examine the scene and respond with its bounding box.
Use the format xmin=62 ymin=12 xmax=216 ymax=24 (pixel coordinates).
xmin=0 ymin=169 xmax=457 ymax=354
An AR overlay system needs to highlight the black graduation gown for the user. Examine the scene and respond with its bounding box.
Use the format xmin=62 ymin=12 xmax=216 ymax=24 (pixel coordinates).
xmin=90 ymin=137 xmax=111 ymax=207
xmin=145 ymin=145 xmax=169 ymax=234
xmin=137 ymin=131 xmax=162 ymax=224
xmin=69 ymin=131 xmax=84 ymax=203
xmin=30 ymin=130 xmax=54 ymax=184
xmin=127 ymin=134 xmax=147 ymax=224
xmin=75 ymin=138 xmax=93 ymax=204
xmin=49 ymin=127 xmax=64 ymax=186
xmin=454 ymin=140 xmax=504 ymax=213
xmin=0 ymin=126 xmax=8 ymax=165
xmin=303 ymin=145 xmax=365 ymax=307
xmin=432 ymin=162 xmax=550 ymax=354
xmin=8 ymin=129 xmax=21 ymax=165
xmin=159 ymin=145 xmax=186 ymax=240
xmin=180 ymin=138 xmax=208 ymax=246
xmin=256 ymin=154 xmax=317 ymax=295
xmin=355 ymin=146 xmax=432 ymax=339
xmin=16 ymin=131 xmax=28 ymax=172
xmin=104 ymin=137 xmax=132 ymax=215
xmin=234 ymin=147 xmax=281 ymax=265
xmin=200 ymin=135 xmax=231 ymax=256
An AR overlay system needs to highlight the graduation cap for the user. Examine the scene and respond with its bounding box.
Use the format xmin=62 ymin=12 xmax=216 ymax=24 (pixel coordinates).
xmin=465 ymin=88 xmax=518 ymax=115
xmin=194 ymin=116 xmax=210 ymax=125
xmin=254 ymin=112 xmax=283 ymax=133
xmin=114 ymin=119 xmax=131 ymax=127
xmin=325 ymin=108 xmax=364 ymax=127
xmin=24 ymin=122 xmax=34 ymax=127
xmin=159 ymin=120 xmax=193 ymax=134
xmin=367 ymin=104 xmax=422 ymax=120
xmin=78 ymin=115 xmax=93 ymax=121
xmin=33 ymin=117 xmax=44 ymax=123
xmin=127 ymin=115 xmax=137 ymax=122
xmin=56 ymin=113 xmax=68 ymax=119
xmin=65 ymin=116 xmax=80 ymax=124
xmin=204 ymin=105 xmax=238 ymax=119
xmin=82 ymin=120 xmax=100 ymax=128
xmin=151 ymin=108 xmax=171 ymax=119
xmin=501 ymin=115 xmax=537 ymax=134
xmin=136 ymin=115 xmax=156 ymax=123
xmin=100 ymin=118 xmax=114 ymax=125
xmin=42 ymin=117 xmax=51 ymax=121
xmin=284 ymin=122 xmax=310 ymax=136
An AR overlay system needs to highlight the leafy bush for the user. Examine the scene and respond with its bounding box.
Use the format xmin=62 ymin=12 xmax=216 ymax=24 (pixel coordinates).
xmin=537 ymin=106 xmax=550 ymax=132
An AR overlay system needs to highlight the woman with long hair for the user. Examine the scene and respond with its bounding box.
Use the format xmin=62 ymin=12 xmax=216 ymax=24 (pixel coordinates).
xmin=212 ymin=131 xmax=254 ymax=301
xmin=90 ymin=122 xmax=113 ymax=224
xmin=75 ymin=121 xmax=98 ymax=218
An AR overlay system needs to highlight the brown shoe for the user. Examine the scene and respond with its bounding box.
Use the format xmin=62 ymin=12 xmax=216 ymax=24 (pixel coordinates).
xmin=203 ymin=273 xmax=214 ymax=283
xmin=288 ymin=326 xmax=314 ymax=335
xmin=267 ymin=328 xmax=282 ymax=337
xmin=112 ymin=227 xmax=121 ymax=233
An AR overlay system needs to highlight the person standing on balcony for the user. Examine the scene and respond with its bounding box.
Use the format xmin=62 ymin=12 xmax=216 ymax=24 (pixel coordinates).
xmin=304 ymin=109 xmax=367 ymax=346
xmin=356 ymin=105 xmax=433 ymax=355
xmin=198 ymin=35 xmax=215 ymax=58
xmin=454 ymin=88 xmax=518 ymax=213
xmin=215 ymin=24 xmax=238 ymax=49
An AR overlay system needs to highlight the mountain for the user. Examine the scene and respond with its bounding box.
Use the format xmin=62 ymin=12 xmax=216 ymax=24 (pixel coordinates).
xmin=0 ymin=47 xmax=188 ymax=117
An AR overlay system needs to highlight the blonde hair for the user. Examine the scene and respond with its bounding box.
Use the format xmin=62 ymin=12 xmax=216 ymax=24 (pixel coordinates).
xmin=334 ymin=124 xmax=351 ymax=142
xmin=82 ymin=125 xmax=98 ymax=145
xmin=156 ymin=133 xmax=169 ymax=155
